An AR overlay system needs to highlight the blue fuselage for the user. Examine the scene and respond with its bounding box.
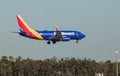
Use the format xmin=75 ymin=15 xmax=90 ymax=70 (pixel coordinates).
xmin=36 ymin=30 xmax=85 ymax=41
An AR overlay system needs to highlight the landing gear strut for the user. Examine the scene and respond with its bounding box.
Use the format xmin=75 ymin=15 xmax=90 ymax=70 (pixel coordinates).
xmin=76 ymin=39 xmax=79 ymax=43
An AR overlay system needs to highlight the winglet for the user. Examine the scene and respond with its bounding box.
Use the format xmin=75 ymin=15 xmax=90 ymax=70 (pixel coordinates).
xmin=55 ymin=26 xmax=60 ymax=31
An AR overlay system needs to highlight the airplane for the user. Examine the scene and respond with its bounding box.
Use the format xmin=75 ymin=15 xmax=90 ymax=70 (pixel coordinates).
xmin=16 ymin=15 xmax=86 ymax=44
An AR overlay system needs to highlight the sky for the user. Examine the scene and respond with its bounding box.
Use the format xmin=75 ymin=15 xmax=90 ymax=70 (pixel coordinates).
xmin=0 ymin=0 xmax=120 ymax=61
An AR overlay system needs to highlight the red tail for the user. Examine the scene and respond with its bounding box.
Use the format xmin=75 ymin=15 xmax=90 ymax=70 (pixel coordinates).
xmin=16 ymin=15 xmax=43 ymax=40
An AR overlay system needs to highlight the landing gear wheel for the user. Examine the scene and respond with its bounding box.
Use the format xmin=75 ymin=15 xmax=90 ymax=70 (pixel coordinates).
xmin=47 ymin=41 xmax=51 ymax=44
xmin=53 ymin=41 xmax=56 ymax=44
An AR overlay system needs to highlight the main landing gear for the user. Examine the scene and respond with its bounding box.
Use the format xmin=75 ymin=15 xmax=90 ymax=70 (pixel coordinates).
xmin=47 ymin=40 xmax=51 ymax=44
xmin=47 ymin=40 xmax=56 ymax=44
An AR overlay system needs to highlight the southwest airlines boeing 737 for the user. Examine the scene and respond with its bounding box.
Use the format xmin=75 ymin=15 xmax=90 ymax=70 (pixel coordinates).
xmin=16 ymin=15 xmax=85 ymax=44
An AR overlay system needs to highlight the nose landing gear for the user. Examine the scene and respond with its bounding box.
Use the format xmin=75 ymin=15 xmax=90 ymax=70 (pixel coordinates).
xmin=76 ymin=39 xmax=79 ymax=43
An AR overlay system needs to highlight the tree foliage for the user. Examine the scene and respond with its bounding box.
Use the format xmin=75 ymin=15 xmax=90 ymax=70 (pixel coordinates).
xmin=0 ymin=56 xmax=119 ymax=76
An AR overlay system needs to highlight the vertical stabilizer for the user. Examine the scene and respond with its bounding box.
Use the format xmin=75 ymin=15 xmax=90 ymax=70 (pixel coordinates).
xmin=16 ymin=15 xmax=43 ymax=40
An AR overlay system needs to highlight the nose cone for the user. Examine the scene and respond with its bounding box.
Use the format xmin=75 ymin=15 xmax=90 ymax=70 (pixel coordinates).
xmin=81 ymin=33 xmax=86 ymax=39
xmin=76 ymin=32 xmax=86 ymax=40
